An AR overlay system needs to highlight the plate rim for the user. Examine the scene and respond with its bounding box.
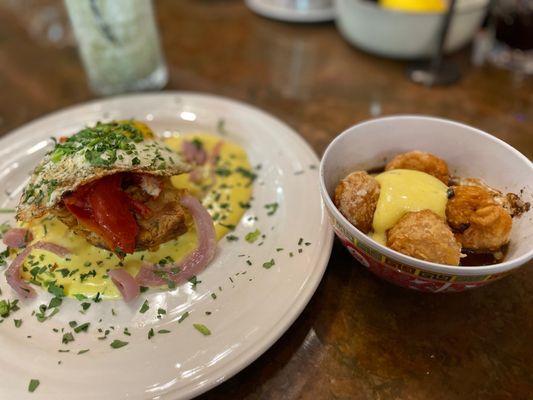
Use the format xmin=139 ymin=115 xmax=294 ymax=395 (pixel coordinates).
xmin=0 ymin=91 xmax=334 ymax=399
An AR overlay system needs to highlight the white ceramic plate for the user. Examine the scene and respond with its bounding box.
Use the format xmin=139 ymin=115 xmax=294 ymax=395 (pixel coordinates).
xmin=0 ymin=93 xmax=333 ymax=399
xmin=246 ymin=0 xmax=335 ymax=23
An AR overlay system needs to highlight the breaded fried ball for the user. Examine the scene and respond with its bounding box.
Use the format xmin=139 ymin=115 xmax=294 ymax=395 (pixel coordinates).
xmin=387 ymin=210 xmax=461 ymax=265
xmin=385 ymin=151 xmax=450 ymax=184
xmin=446 ymin=185 xmax=512 ymax=251
xmin=334 ymin=171 xmax=380 ymax=233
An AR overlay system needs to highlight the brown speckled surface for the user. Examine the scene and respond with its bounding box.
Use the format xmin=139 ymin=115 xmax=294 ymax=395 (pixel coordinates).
xmin=0 ymin=1 xmax=531 ymax=399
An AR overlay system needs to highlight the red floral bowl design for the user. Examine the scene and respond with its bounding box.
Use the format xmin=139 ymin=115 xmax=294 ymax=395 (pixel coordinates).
xmin=319 ymin=116 xmax=533 ymax=293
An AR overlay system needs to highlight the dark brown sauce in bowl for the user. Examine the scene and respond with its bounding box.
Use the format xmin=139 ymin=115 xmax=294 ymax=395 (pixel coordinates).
xmin=460 ymin=245 xmax=509 ymax=267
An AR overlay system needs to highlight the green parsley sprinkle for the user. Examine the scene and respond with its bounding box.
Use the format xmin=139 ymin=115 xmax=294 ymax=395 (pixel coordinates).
xmin=139 ymin=300 xmax=149 ymax=314
xmin=264 ymin=202 xmax=279 ymax=216
xmin=28 ymin=379 xmax=40 ymax=393
xmin=193 ymin=324 xmax=211 ymax=336
xmin=74 ymin=322 xmax=90 ymax=333
xmin=178 ymin=312 xmax=189 ymax=323
xmin=62 ymin=332 xmax=75 ymax=344
xmin=110 ymin=339 xmax=128 ymax=349
xmin=245 ymin=229 xmax=261 ymax=243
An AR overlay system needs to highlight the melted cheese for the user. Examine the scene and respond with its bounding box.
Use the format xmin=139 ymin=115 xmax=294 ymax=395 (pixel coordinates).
xmin=371 ymin=169 xmax=448 ymax=245
xmin=21 ymin=133 xmax=253 ymax=299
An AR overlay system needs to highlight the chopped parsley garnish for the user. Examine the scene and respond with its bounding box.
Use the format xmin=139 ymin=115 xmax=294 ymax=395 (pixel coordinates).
xmin=140 ymin=286 xmax=149 ymax=293
xmin=110 ymin=339 xmax=128 ymax=349
xmin=235 ymin=167 xmax=257 ymax=182
xmin=48 ymin=297 xmax=62 ymax=309
xmin=0 ymin=222 xmax=10 ymax=237
xmin=80 ymin=270 xmax=97 ymax=282
xmin=35 ymin=303 xmax=59 ymax=322
xmin=215 ymin=167 xmax=232 ymax=176
xmin=238 ymin=201 xmax=251 ymax=209
xmin=47 ymin=282 xmax=65 ymax=298
xmin=80 ymin=302 xmax=91 ymax=312
xmin=28 ymin=379 xmax=40 ymax=393
xmin=188 ymin=276 xmax=201 ymax=289
xmin=219 ymin=223 xmax=236 ymax=230
xmin=0 ymin=299 xmax=19 ymax=318
xmin=193 ymin=324 xmax=211 ymax=336
xmin=49 ymin=121 xmax=143 ymax=167
xmin=158 ymin=329 xmax=171 ymax=334
xmin=14 ymin=319 xmax=22 ymax=328
xmin=77 ymin=349 xmax=90 ymax=355
xmin=0 ymin=248 xmax=9 ymax=268
xmin=56 ymin=268 xmax=70 ymax=278
xmin=148 ymin=328 xmax=155 ymax=339
xmin=139 ymin=300 xmax=149 ymax=314
xmin=226 ymin=235 xmax=239 ymax=242
xmin=263 ymin=259 xmax=275 ymax=269
xmin=211 ymin=293 xmax=217 ymax=300
xmin=245 ymin=229 xmax=261 ymax=243
xmin=178 ymin=312 xmax=189 ymax=323
xmin=264 ymin=202 xmax=279 ymax=216
xmin=74 ymin=322 xmax=90 ymax=333
xmin=62 ymin=332 xmax=75 ymax=344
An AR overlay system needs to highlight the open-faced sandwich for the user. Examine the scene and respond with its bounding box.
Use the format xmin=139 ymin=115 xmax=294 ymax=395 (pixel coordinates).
xmin=17 ymin=121 xmax=192 ymax=255
xmin=2 ymin=120 xmax=258 ymax=302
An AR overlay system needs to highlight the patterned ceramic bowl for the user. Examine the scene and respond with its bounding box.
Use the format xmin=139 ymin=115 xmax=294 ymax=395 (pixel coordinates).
xmin=319 ymin=116 xmax=533 ymax=292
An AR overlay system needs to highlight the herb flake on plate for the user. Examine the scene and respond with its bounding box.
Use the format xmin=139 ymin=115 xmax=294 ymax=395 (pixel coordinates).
xmin=28 ymin=379 xmax=40 ymax=393
xmin=193 ymin=324 xmax=211 ymax=336
xmin=110 ymin=339 xmax=128 ymax=349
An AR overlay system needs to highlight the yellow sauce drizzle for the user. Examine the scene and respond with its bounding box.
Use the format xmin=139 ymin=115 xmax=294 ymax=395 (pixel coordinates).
xmin=21 ymin=133 xmax=253 ymax=299
xmin=371 ymin=169 xmax=448 ymax=245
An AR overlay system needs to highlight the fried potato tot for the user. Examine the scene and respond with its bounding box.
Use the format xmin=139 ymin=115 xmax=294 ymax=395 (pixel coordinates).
xmin=385 ymin=150 xmax=450 ymax=184
xmin=446 ymin=185 xmax=512 ymax=251
xmin=334 ymin=171 xmax=380 ymax=233
xmin=387 ymin=210 xmax=461 ymax=265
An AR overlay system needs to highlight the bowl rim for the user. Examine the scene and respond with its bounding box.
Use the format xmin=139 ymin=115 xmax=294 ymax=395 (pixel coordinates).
xmin=342 ymin=0 xmax=490 ymax=16
xmin=319 ymin=114 xmax=533 ymax=276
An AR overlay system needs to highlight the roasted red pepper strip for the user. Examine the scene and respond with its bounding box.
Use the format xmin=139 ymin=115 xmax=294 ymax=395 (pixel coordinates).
xmin=64 ymin=174 xmax=139 ymax=254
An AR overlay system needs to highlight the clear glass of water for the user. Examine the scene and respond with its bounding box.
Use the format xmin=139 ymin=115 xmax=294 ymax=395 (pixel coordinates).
xmin=64 ymin=0 xmax=168 ymax=96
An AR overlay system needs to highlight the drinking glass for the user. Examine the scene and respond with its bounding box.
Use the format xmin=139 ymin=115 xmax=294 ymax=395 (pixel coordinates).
xmin=64 ymin=0 xmax=168 ymax=95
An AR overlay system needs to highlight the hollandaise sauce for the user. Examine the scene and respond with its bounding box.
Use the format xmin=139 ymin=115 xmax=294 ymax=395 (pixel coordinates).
xmin=20 ymin=133 xmax=253 ymax=299
xmin=371 ymin=169 xmax=448 ymax=245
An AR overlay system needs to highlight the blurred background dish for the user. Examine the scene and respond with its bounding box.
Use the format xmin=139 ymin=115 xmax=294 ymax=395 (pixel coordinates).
xmin=336 ymin=0 xmax=490 ymax=59
xmin=246 ymin=0 xmax=335 ymax=22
